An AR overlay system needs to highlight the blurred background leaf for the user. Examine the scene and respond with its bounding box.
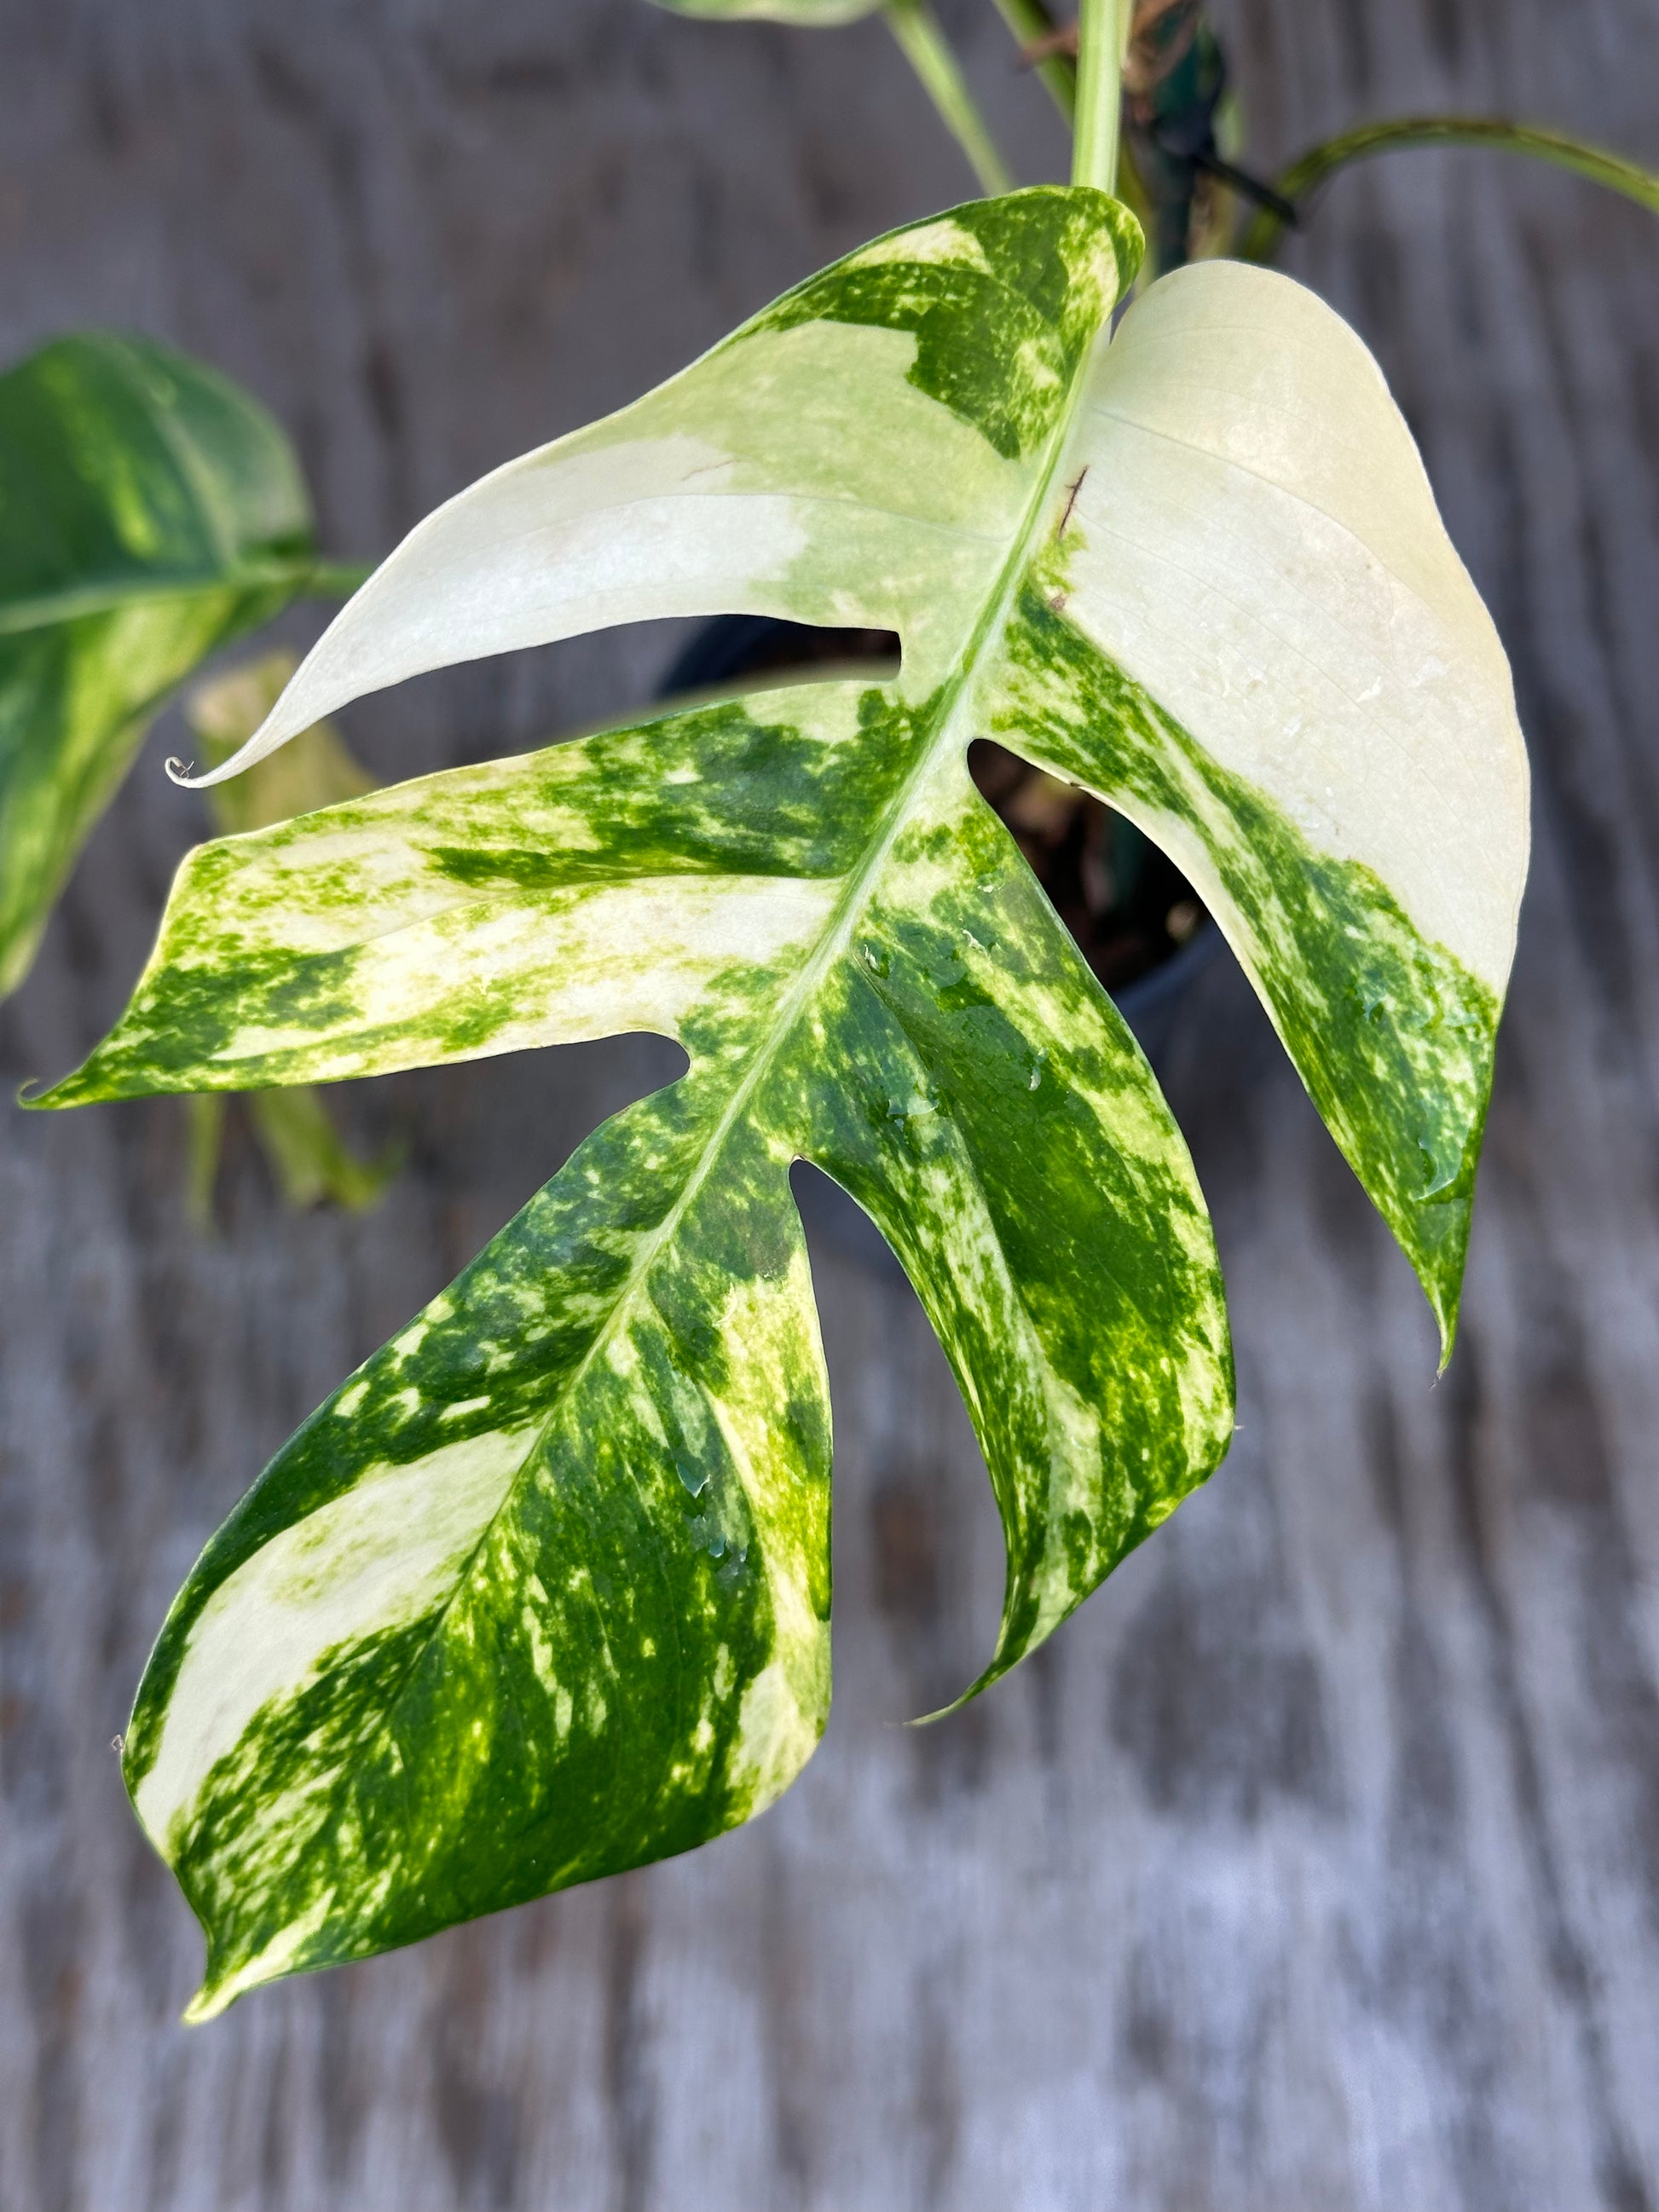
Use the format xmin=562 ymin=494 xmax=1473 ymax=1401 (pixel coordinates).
xmin=0 ymin=335 xmax=333 ymax=997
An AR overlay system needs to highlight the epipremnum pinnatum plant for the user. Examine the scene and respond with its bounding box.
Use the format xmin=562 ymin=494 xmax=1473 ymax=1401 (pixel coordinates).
xmin=23 ymin=0 xmax=1542 ymax=2020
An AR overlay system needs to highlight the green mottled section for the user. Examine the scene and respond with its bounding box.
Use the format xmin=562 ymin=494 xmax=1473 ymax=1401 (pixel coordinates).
xmin=38 ymin=684 xmax=913 ymax=1103
xmin=128 ymin=1063 xmax=834 ymax=2015
xmin=757 ymin=192 xmax=1140 ymax=460
xmin=182 ymin=652 xmax=402 ymax=1220
xmin=774 ymin=766 xmax=1233 ymax=1690
xmin=0 ymin=334 xmax=315 ymax=996
xmin=989 ymin=580 xmax=1499 ymax=1349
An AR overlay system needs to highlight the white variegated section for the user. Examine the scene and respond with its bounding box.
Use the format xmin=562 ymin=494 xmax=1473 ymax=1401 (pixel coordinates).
xmin=731 ymin=1662 xmax=825 ymax=1813
xmin=190 ymin=872 xmax=841 ymax=1083
xmin=188 ymin=313 xmax=1026 ymax=787
xmin=703 ymin=1247 xmax=832 ymax=1800
xmin=133 ymin=1424 xmax=540 ymax=1852
xmin=1060 ymin=259 xmax=1529 ymax=991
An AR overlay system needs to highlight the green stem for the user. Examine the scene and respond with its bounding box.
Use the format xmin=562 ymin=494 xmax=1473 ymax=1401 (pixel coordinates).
xmin=987 ymin=0 xmax=1075 ymax=124
xmin=984 ymin=0 xmax=1153 ymax=245
xmin=1239 ymin=115 xmax=1659 ymax=262
xmin=1072 ymin=0 xmax=1130 ymax=193
xmin=883 ymin=0 xmax=1013 ymax=195
xmin=305 ymin=558 xmax=377 ymax=600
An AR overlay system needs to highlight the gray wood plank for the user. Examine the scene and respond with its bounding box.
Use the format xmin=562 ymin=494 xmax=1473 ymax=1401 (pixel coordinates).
xmin=3 ymin=0 xmax=1659 ymax=2204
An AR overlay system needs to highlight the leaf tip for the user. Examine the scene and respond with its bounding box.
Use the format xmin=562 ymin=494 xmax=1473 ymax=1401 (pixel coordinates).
xmin=180 ymin=1978 xmax=238 ymax=2029
xmin=1416 ymin=1228 xmax=1468 ymax=1377
xmin=180 ymin=1936 xmax=282 ymax=2026
xmin=17 ymin=1063 xmax=98 ymax=1112
xmin=1434 ymin=1303 xmax=1460 ymax=1379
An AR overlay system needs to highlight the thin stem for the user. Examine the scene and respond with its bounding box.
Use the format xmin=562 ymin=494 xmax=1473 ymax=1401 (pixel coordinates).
xmin=1072 ymin=0 xmax=1130 ymax=193
xmin=1239 ymin=115 xmax=1659 ymax=262
xmin=883 ymin=0 xmax=1013 ymax=196
xmin=988 ymin=0 xmax=1075 ymax=124
xmin=986 ymin=0 xmax=1154 ymax=236
xmin=304 ymin=559 xmax=376 ymax=600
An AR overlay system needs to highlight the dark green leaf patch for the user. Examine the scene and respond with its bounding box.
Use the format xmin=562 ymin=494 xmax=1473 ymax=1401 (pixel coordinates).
xmin=775 ymin=781 xmax=1232 ymax=1692
xmin=992 ymin=581 xmax=1499 ymax=1351
xmin=757 ymin=189 xmax=1141 ymax=460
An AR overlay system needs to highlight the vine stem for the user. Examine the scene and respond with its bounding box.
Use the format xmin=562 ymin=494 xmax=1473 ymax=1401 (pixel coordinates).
xmin=1072 ymin=0 xmax=1130 ymax=193
xmin=1239 ymin=115 xmax=1659 ymax=262
xmin=987 ymin=0 xmax=1075 ymax=124
xmin=305 ymin=559 xmax=376 ymax=600
xmin=882 ymin=0 xmax=1014 ymax=196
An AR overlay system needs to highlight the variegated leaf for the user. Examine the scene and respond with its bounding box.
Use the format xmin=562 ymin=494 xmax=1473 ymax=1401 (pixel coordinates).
xmin=181 ymin=653 xmax=402 ymax=1222
xmin=40 ymin=188 xmax=1527 ymax=2012
xmin=0 ymin=334 xmax=320 ymax=996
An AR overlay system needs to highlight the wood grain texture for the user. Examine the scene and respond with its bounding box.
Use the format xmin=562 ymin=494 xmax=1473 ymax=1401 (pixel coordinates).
xmin=3 ymin=0 xmax=1659 ymax=2203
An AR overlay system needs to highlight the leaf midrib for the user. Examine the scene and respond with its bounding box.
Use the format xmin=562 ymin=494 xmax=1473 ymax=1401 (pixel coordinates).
xmin=0 ymin=557 xmax=321 ymax=640
xmin=337 ymin=294 xmax=1113 ymax=1759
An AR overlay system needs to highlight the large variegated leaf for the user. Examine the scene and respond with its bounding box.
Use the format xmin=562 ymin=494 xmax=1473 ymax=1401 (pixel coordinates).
xmin=0 ymin=334 xmax=321 ymax=996
xmin=40 ymin=188 xmax=1528 ymax=2013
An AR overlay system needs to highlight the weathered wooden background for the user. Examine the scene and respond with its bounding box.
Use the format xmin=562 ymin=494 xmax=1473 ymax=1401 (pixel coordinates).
xmin=4 ymin=0 xmax=1659 ymax=2204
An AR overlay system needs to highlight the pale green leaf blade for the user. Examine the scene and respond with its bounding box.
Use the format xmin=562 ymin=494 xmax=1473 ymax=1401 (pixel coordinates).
xmin=183 ymin=190 xmax=1137 ymax=785
xmin=981 ymin=259 xmax=1529 ymax=1348
xmin=0 ymin=334 xmax=317 ymax=994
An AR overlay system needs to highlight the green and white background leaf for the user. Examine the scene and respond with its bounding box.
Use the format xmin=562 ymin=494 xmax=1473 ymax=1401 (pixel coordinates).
xmin=38 ymin=185 xmax=1528 ymax=2016
xmin=0 ymin=333 xmax=325 ymax=997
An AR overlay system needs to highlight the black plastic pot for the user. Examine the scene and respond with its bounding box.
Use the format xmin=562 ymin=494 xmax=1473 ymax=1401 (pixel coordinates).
xmin=657 ymin=616 xmax=1223 ymax=1270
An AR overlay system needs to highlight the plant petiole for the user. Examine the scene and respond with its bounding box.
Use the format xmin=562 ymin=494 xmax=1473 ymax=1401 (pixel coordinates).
xmin=1239 ymin=114 xmax=1659 ymax=262
xmin=882 ymin=0 xmax=1014 ymax=196
xmin=1072 ymin=0 xmax=1131 ymax=194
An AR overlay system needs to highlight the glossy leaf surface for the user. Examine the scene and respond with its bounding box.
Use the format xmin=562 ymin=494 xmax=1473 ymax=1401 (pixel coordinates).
xmin=0 ymin=335 xmax=318 ymax=996
xmin=45 ymin=189 xmax=1528 ymax=2013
